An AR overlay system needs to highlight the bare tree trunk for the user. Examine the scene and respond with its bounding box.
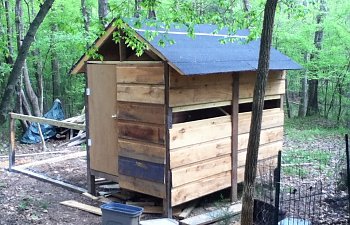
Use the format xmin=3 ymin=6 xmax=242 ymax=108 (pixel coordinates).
xmin=98 ymin=0 xmax=108 ymax=27
xmin=134 ymin=0 xmax=142 ymax=18
xmin=51 ymin=24 xmax=61 ymax=101
xmin=81 ymin=0 xmax=90 ymax=33
xmin=0 ymin=0 xmax=55 ymax=124
xmin=298 ymin=53 xmax=308 ymax=117
xmin=240 ymin=0 xmax=278 ymax=224
xmin=306 ymin=0 xmax=326 ymax=116
xmin=4 ymin=0 xmax=14 ymax=65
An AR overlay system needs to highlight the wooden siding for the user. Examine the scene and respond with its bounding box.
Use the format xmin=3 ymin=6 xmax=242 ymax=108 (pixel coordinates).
xmin=116 ymin=63 xmax=167 ymax=198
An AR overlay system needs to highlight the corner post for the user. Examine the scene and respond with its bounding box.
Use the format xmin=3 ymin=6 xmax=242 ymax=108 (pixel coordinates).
xmin=9 ymin=114 xmax=16 ymax=171
xmin=163 ymin=62 xmax=172 ymax=217
xmin=85 ymin=62 xmax=96 ymax=195
xmin=231 ymin=73 xmax=239 ymax=202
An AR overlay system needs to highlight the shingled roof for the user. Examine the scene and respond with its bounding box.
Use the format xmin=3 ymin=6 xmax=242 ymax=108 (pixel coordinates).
xmin=71 ymin=19 xmax=301 ymax=75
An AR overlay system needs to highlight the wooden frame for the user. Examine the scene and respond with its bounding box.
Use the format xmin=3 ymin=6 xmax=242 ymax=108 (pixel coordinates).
xmin=231 ymin=73 xmax=239 ymax=201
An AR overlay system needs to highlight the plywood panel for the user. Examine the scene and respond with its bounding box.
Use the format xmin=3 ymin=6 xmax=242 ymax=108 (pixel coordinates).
xmin=171 ymin=171 xmax=231 ymax=206
xmin=116 ymin=65 xmax=164 ymax=84
xmin=118 ymin=102 xmax=165 ymax=124
xmin=238 ymin=108 xmax=284 ymax=134
xmin=169 ymin=116 xmax=231 ymax=149
xmin=119 ymin=175 xmax=166 ymax=198
xmin=118 ymin=121 xmax=165 ymax=145
xmin=172 ymin=155 xmax=231 ymax=187
xmin=238 ymin=126 xmax=284 ymax=150
xmin=119 ymin=139 xmax=165 ymax=164
xmin=117 ymin=84 xmax=164 ymax=104
xmin=237 ymin=141 xmax=283 ymax=167
xmin=87 ymin=63 xmax=118 ymax=175
xmin=170 ymin=137 xmax=231 ymax=169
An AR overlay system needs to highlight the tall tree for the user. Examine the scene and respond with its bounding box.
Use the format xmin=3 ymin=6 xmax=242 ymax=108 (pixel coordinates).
xmin=51 ymin=23 xmax=61 ymax=101
xmin=306 ymin=0 xmax=327 ymax=116
xmin=240 ymin=0 xmax=278 ymax=224
xmin=81 ymin=0 xmax=90 ymax=33
xmin=0 ymin=0 xmax=55 ymax=124
xmin=98 ymin=0 xmax=108 ymax=27
xmin=4 ymin=0 xmax=14 ymax=65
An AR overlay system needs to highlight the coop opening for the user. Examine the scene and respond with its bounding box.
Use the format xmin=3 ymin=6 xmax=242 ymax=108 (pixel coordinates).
xmin=239 ymin=99 xmax=281 ymax=113
xmin=172 ymin=106 xmax=230 ymax=124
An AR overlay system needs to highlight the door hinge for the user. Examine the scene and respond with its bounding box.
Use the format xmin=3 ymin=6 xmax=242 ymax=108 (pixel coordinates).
xmin=87 ymin=139 xmax=92 ymax=146
xmin=86 ymin=88 xmax=90 ymax=96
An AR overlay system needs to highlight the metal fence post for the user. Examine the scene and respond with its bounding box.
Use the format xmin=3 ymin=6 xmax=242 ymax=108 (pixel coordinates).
xmin=274 ymin=151 xmax=282 ymax=225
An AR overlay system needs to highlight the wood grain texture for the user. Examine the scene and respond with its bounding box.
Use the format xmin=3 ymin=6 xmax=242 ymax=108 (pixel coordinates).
xmin=170 ymin=137 xmax=231 ymax=169
xmin=171 ymin=171 xmax=231 ymax=206
xmin=119 ymin=175 xmax=166 ymax=198
xmin=119 ymin=139 xmax=165 ymax=164
xmin=238 ymin=126 xmax=284 ymax=150
xmin=169 ymin=116 xmax=231 ymax=149
xmin=117 ymin=84 xmax=164 ymax=104
xmin=171 ymin=155 xmax=231 ymax=187
xmin=118 ymin=102 xmax=165 ymax=124
xmin=237 ymin=140 xmax=283 ymax=167
xmin=87 ymin=64 xmax=118 ymax=175
xmin=238 ymin=108 xmax=284 ymax=134
xmin=118 ymin=121 xmax=165 ymax=145
xmin=116 ymin=64 xmax=164 ymax=84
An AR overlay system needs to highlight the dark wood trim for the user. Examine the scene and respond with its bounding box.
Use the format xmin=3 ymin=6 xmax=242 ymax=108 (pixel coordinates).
xmin=9 ymin=116 xmax=15 ymax=170
xmin=119 ymin=37 xmax=127 ymax=61
xmin=231 ymin=73 xmax=239 ymax=202
xmin=163 ymin=62 xmax=172 ymax=217
xmin=90 ymin=169 xmax=119 ymax=183
xmin=85 ymin=63 xmax=96 ymax=195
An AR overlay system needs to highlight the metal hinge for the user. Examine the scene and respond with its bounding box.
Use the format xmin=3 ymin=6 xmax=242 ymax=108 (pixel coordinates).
xmin=86 ymin=88 xmax=90 ymax=96
xmin=87 ymin=139 xmax=92 ymax=146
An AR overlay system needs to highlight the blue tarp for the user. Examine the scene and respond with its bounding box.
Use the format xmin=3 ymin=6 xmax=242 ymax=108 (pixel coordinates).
xmin=21 ymin=99 xmax=65 ymax=144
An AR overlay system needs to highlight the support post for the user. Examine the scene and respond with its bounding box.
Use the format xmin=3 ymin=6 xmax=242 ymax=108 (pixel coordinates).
xmin=85 ymin=63 xmax=96 ymax=195
xmin=274 ymin=151 xmax=282 ymax=225
xmin=231 ymin=73 xmax=239 ymax=202
xmin=9 ymin=116 xmax=16 ymax=170
xmin=163 ymin=62 xmax=172 ymax=217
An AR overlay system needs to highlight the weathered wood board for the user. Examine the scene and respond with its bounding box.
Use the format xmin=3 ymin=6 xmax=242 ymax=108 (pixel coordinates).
xmin=117 ymin=84 xmax=164 ymax=104
xmin=118 ymin=102 xmax=165 ymax=124
xmin=118 ymin=121 xmax=165 ymax=145
xmin=116 ymin=63 xmax=164 ymax=84
xmin=119 ymin=175 xmax=166 ymax=198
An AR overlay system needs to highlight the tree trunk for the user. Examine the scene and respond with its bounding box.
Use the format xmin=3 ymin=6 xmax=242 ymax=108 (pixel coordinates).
xmin=0 ymin=0 xmax=55 ymax=124
xmin=242 ymin=0 xmax=251 ymax=12
xmin=81 ymin=0 xmax=90 ymax=33
xmin=4 ymin=0 xmax=14 ymax=65
xmin=306 ymin=0 xmax=326 ymax=116
xmin=298 ymin=53 xmax=308 ymax=117
xmin=51 ymin=24 xmax=61 ymax=101
xmin=98 ymin=0 xmax=108 ymax=27
xmin=134 ymin=0 xmax=142 ymax=18
xmin=240 ymin=0 xmax=278 ymax=224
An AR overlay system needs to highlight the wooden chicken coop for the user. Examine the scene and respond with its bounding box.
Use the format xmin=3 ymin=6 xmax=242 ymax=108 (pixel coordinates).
xmin=71 ymin=19 xmax=301 ymax=215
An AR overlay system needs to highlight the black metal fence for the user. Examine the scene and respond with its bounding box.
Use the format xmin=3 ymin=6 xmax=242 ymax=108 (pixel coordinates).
xmin=253 ymin=134 xmax=350 ymax=225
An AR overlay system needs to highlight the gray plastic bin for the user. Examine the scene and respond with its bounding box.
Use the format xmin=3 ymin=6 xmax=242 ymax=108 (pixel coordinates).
xmin=101 ymin=202 xmax=143 ymax=225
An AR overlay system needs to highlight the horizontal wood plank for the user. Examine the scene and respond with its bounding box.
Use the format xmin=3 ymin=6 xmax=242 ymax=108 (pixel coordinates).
xmin=118 ymin=102 xmax=165 ymax=124
xmin=118 ymin=157 xmax=165 ymax=183
xmin=117 ymin=84 xmax=164 ymax=104
xmin=237 ymin=141 xmax=283 ymax=167
xmin=239 ymin=71 xmax=285 ymax=84
xmin=238 ymin=95 xmax=280 ymax=104
xmin=172 ymin=155 xmax=231 ymax=187
xmin=118 ymin=139 xmax=165 ymax=164
xmin=171 ymin=171 xmax=231 ymax=206
xmin=118 ymin=121 xmax=165 ymax=145
xmin=116 ymin=65 xmax=164 ymax=84
xmin=240 ymin=80 xmax=285 ymax=99
xmin=170 ymin=116 xmax=231 ymax=149
xmin=172 ymin=101 xmax=231 ymax=113
xmin=238 ymin=108 xmax=284 ymax=134
xmin=170 ymin=137 xmax=231 ymax=169
xmin=238 ymin=126 xmax=284 ymax=150
xmin=119 ymin=175 xmax=166 ymax=198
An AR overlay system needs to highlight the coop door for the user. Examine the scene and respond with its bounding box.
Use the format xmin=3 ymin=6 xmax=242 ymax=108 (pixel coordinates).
xmin=87 ymin=63 xmax=118 ymax=176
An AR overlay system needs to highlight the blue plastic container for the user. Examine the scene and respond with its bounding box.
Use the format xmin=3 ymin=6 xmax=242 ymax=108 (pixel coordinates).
xmin=101 ymin=203 xmax=143 ymax=225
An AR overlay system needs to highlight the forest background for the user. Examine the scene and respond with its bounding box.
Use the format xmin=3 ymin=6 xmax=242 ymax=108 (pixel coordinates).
xmin=0 ymin=0 xmax=349 ymax=130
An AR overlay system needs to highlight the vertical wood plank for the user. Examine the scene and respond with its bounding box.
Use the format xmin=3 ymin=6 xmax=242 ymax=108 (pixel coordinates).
xmin=163 ymin=62 xmax=172 ymax=217
xmin=9 ymin=116 xmax=16 ymax=170
xmin=231 ymin=73 xmax=239 ymax=202
xmin=85 ymin=65 xmax=96 ymax=195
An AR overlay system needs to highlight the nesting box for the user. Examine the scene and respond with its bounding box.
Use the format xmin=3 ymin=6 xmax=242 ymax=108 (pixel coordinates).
xmin=71 ymin=19 xmax=300 ymax=214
